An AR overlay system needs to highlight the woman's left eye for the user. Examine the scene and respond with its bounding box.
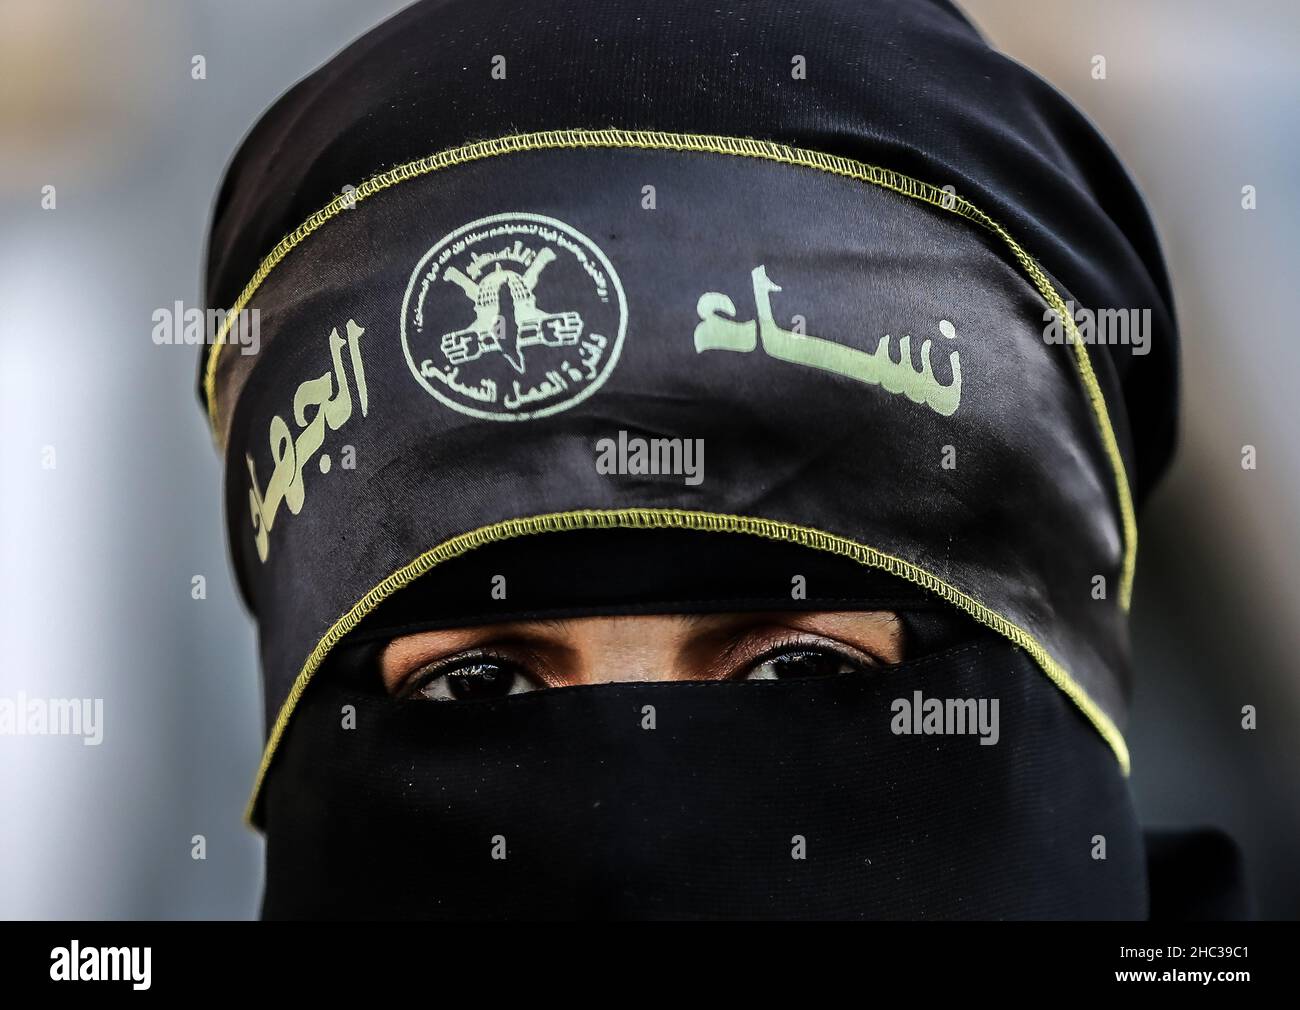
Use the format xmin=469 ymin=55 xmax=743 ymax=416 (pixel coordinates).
xmin=408 ymin=658 xmax=536 ymax=701
xmin=742 ymin=647 xmax=863 ymax=681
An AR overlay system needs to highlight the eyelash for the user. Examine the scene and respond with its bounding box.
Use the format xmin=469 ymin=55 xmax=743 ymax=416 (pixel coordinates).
xmin=400 ymin=635 xmax=877 ymax=697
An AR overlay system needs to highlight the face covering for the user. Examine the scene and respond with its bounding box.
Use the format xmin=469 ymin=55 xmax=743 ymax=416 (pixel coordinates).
xmin=196 ymin=0 xmax=1224 ymax=919
xmin=264 ymin=528 xmax=1148 ymax=920
xmin=263 ymin=634 xmax=1146 ymax=920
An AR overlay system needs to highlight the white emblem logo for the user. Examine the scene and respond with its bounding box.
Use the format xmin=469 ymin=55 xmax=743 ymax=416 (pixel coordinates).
xmin=400 ymin=213 xmax=627 ymax=420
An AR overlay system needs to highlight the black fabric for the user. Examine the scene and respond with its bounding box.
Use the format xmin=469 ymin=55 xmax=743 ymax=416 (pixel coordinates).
xmin=203 ymin=0 xmax=1177 ymax=503
xmin=1145 ymin=829 xmax=1254 ymax=921
xmin=262 ymin=639 xmax=1148 ymax=920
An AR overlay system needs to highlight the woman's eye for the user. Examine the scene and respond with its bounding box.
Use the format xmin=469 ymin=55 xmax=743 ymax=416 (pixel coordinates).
xmin=408 ymin=658 xmax=536 ymax=701
xmin=743 ymin=647 xmax=863 ymax=681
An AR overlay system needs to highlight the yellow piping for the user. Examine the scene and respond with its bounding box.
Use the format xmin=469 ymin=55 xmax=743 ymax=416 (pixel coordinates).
xmin=244 ymin=507 xmax=1131 ymax=825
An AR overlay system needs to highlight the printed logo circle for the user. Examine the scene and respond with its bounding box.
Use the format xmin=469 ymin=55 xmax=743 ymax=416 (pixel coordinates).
xmin=400 ymin=213 xmax=627 ymax=421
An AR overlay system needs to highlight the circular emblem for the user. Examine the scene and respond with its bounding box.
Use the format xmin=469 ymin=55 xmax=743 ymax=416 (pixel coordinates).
xmin=400 ymin=213 xmax=627 ymax=420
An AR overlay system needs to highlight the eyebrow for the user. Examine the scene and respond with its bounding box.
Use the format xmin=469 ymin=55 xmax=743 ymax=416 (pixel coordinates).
xmin=532 ymin=612 xmax=713 ymax=632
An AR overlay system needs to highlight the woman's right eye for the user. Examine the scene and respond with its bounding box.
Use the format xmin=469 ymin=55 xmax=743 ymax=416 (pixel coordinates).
xmin=406 ymin=656 xmax=537 ymax=702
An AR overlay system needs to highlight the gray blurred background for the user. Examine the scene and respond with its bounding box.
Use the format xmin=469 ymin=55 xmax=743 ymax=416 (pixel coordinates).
xmin=1 ymin=0 xmax=1296 ymax=919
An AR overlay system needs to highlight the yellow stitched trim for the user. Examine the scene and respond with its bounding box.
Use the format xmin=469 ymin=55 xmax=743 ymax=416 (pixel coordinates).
xmin=243 ymin=507 xmax=1131 ymax=825
xmin=203 ymin=127 xmax=1136 ymax=607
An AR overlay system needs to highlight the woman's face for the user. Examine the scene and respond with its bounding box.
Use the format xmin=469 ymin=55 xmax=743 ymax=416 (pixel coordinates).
xmin=380 ymin=611 xmax=905 ymax=701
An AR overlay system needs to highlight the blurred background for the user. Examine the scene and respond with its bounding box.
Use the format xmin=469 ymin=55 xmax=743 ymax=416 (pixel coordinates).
xmin=1 ymin=0 xmax=1296 ymax=919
